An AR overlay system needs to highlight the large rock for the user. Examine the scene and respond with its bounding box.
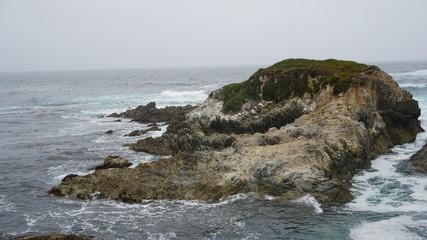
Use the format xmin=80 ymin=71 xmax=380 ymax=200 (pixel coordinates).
xmin=50 ymin=59 xmax=423 ymax=206
xmin=93 ymin=156 xmax=132 ymax=170
xmin=107 ymin=102 xmax=196 ymax=126
xmin=124 ymin=124 xmax=161 ymax=137
xmin=410 ymin=143 xmax=427 ymax=173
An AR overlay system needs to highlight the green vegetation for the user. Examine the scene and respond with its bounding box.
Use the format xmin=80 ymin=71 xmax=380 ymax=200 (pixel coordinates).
xmin=266 ymin=58 xmax=368 ymax=74
xmin=218 ymin=59 xmax=371 ymax=113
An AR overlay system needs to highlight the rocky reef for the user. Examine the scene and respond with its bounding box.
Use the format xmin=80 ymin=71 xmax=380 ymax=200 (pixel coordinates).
xmin=49 ymin=59 xmax=423 ymax=206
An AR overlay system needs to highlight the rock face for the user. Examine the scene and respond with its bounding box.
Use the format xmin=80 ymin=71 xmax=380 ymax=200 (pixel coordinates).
xmin=124 ymin=124 xmax=161 ymax=137
xmin=14 ymin=234 xmax=93 ymax=240
xmin=108 ymin=102 xmax=196 ymax=125
xmin=410 ymin=143 xmax=427 ymax=173
xmin=50 ymin=59 xmax=423 ymax=206
xmin=93 ymin=156 xmax=132 ymax=170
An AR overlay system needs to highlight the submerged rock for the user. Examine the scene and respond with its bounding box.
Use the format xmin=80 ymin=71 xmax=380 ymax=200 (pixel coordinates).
xmin=93 ymin=155 xmax=132 ymax=170
xmin=50 ymin=59 xmax=423 ymax=206
xmin=410 ymin=143 xmax=427 ymax=173
xmin=105 ymin=129 xmax=113 ymax=134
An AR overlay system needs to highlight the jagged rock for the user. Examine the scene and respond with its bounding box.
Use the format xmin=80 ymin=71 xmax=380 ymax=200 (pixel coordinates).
xmin=124 ymin=130 xmax=146 ymax=137
xmin=124 ymin=125 xmax=161 ymax=137
xmin=105 ymin=129 xmax=113 ymax=134
xmin=410 ymin=143 xmax=427 ymax=173
xmin=127 ymin=132 xmax=235 ymax=155
xmin=94 ymin=156 xmax=132 ymax=170
xmin=107 ymin=102 xmax=196 ymax=126
xmin=50 ymin=59 xmax=423 ymax=206
xmin=13 ymin=234 xmax=94 ymax=240
xmin=62 ymin=174 xmax=78 ymax=182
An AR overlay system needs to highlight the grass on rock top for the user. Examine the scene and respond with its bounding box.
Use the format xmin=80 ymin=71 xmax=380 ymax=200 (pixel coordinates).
xmin=265 ymin=58 xmax=369 ymax=74
xmin=217 ymin=58 xmax=371 ymax=113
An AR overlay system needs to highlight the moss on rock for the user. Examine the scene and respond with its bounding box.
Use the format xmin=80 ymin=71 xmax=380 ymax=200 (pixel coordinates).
xmin=216 ymin=59 xmax=371 ymax=113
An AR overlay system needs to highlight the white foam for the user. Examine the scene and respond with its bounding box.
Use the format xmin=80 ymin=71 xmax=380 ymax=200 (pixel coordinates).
xmin=0 ymin=195 xmax=16 ymax=213
xmin=350 ymin=216 xmax=427 ymax=240
xmin=157 ymin=90 xmax=207 ymax=105
xmin=161 ymin=90 xmax=205 ymax=97
xmin=347 ymin=127 xmax=427 ymax=213
xmin=263 ymin=195 xmax=278 ymax=201
xmin=146 ymin=231 xmax=177 ymax=240
xmin=390 ymin=70 xmax=427 ymax=78
xmin=399 ymin=83 xmax=427 ymax=88
xmin=295 ymin=195 xmax=323 ymax=213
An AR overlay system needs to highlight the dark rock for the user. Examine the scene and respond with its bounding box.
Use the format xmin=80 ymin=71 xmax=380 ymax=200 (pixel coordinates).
xmin=94 ymin=155 xmax=132 ymax=170
xmin=146 ymin=125 xmax=161 ymax=131
xmin=107 ymin=102 xmax=196 ymax=125
xmin=410 ymin=143 xmax=427 ymax=173
xmin=105 ymin=130 xmax=113 ymax=134
xmin=124 ymin=125 xmax=162 ymax=137
xmin=62 ymin=174 xmax=78 ymax=182
xmin=108 ymin=113 xmax=121 ymax=118
xmin=124 ymin=130 xmax=147 ymax=137
xmin=114 ymin=119 xmax=122 ymax=122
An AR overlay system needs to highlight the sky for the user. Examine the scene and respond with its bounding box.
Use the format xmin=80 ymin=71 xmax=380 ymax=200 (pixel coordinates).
xmin=0 ymin=0 xmax=426 ymax=72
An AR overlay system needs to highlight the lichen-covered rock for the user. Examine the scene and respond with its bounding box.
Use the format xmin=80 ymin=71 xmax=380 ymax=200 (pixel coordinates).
xmin=410 ymin=143 xmax=427 ymax=173
xmin=50 ymin=59 xmax=423 ymax=206
xmin=94 ymin=155 xmax=132 ymax=170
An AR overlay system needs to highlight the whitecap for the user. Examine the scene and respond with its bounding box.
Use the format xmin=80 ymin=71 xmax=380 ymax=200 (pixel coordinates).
xmin=398 ymin=83 xmax=427 ymax=88
xmin=346 ymin=129 xmax=427 ymax=213
xmin=295 ymin=195 xmax=323 ymax=213
xmin=390 ymin=70 xmax=427 ymax=78
xmin=160 ymin=90 xmax=206 ymax=97
xmin=0 ymin=195 xmax=16 ymax=213
xmin=350 ymin=216 xmax=427 ymax=240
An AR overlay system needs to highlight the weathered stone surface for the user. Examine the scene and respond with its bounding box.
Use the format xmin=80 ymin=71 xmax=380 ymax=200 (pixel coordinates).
xmin=13 ymin=234 xmax=94 ymax=240
xmin=93 ymin=156 xmax=132 ymax=170
xmin=107 ymin=102 xmax=196 ymax=126
xmin=410 ymin=143 xmax=427 ymax=173
xmin=124 ymin=124 xmax=161 ymax=137
xmin=50 ymin=59 xmax=423 ymax=206
xmin=62 ymin=174 xmax=78 ymax=182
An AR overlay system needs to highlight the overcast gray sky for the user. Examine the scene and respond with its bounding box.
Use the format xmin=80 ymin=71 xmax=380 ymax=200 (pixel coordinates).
xmin=0 ymin=0 xmax=426 ymax=72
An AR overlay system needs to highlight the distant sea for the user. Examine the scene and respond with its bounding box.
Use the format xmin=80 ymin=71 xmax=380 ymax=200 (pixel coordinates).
xmin=0 ymin=61 xmax=426 ymax=240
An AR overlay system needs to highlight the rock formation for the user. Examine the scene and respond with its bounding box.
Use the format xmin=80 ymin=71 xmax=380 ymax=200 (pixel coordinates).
xmin=49 ymin=59 xmax=423 ymax=206
xmin=410 ymin=143 xmax=427 ymax=173
xmin=93 ymin=156 xmax=132 ymax=170
xmin=124 ymin=124 xmax=161 ymax=137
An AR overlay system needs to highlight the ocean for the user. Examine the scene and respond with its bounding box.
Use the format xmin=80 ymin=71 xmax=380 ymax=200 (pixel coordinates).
xmin=0 ymin=61 xmax=426 ymax=240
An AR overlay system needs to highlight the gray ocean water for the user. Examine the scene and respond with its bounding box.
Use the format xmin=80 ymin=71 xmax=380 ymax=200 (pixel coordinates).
xmin=0 ymin=61 xmax=426 ymax=240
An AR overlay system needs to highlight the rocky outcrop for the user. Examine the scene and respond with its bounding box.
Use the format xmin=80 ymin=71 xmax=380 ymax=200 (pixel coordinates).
xmin=124 ymin=124 xmax=161 ymax=137
xmin=410 ymin=143 xmax=427 ymax=173
xmin=108 ymin=102 xmax=196 ymax=125
xmin=50 ymin=59 xmax=423 ymax=206
xmin=93 ymin=156 xmax=132 ymax=170
xmin=14 ymin=234 xmax=94 ymax=240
